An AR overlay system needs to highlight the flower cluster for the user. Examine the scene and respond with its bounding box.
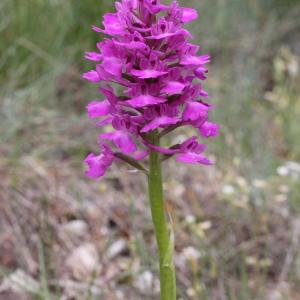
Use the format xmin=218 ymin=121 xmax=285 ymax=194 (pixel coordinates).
xmin=83 ymin=0 xmax=219 ymax=179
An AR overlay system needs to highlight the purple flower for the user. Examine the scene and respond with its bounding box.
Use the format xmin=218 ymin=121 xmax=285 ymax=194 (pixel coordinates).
xmin=83 ymin=0 xmax=219 ymax=178
xmin=84 ymin=52 xmax=102 ymax=61
xmin=200 ymin=121 xmax=220 ymax=138
xmin=176 ymin=137 xmax=212 ymax=165
xmin=144 ymin=136 xmax=212 ymax=165
xmin=84 ymin=143 xmax=114 ymax=179
xmin=100 ymin=116 xmax=137 ymax=153
xmin=101 ymin=131 xmax=137 ymax=153
xmin=130 ymin=69 xmax=168 ymax=79
xmin=126 ymin=95 xmax=167 ymax=107
xmin=183 ymin=102 xmax=210 ymax=122
xmin=180 ymin=54 xmax=211 ymax=66
xmin=82 ymin=70 xmax=101 ymax=83
xmin=87 ymin=100 xmax=111 ymax=118
xmin=102 ymin=13 xmax=126 ymax=36
xmin=102 ymin=57 xmax=124 ymax=77
xmin=161 ymin=81 xmax=186 ymax=95
xmin=181 ymin=8 xmax=198 ymax=23
xmin=141 ymin=116 xmax=180 ymax=133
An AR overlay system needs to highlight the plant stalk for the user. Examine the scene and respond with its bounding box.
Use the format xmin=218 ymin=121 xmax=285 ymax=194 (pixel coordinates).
xmin=148 ymin=131 xmax=176 ymax=300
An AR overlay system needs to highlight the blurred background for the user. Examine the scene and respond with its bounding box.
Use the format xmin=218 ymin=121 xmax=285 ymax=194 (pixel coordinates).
xmin=1 ymin=0 xmax=300 ymax=299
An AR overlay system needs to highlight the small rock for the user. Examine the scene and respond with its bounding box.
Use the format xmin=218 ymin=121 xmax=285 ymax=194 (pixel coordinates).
xmin=252 ymin=179 xmax=267 ymax=188
xmin=173 ymin=184 xmax=185 ymax=198
xmin=0 ymin=289 xmax=31 ymax=300
xmin=222 ymin=184 xmax=235 ymax=195
xmin=286 ymin=161 xmax=300 ymax=173
xmin=106 ymin=239 xmax=128 ymax=259
xmin=133 ymin=271 xmax=159 ymax=295
xmin=115 ymin=290 xmax=125 ymax=299
xmin=60 ymin=220 xmax=88 ymax=238
xmin=277 ymin=166 xmax=289 ymax=176
xmin=66 ymin=244 xmax=99 ymax=281
xmin=279 ymin=185 xmax=289 ymax=193
xmin=275 ymin=194 xmax=288 ymax=203
xmin=266 ymin=282 xmax=291 ymax=300
xmin=0 ymin=269 xmax=40 ymax=295
xmin=185 ymin=214 xmax=196 ymax=224
xmin=182 ymin=246 xmax=202 ymax=261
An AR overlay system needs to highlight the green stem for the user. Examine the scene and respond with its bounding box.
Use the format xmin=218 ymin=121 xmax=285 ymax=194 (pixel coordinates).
xmin=148 ymin=131 xmax=176 ymax=300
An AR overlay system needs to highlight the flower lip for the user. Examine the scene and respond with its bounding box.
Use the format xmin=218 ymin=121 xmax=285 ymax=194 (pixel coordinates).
xmin=130 ymin=69 xmax=168 ymax=79
xmin=102 ymin=13 xmax=126 ymax=35
xmin=82 ymin=70 xmax=101 ymax=83
xmin=145 ymin=28 xmax=192 ymax=40
xmin=84 ymin=52 xmax=102 ymax=61
xmin=181 ymin=8 xmax=199 ymax=23
xmin=183 ymin=101 xmax=211 ymax=122
xmin=87 ymin=100 xmax=111 ymax=119
xmin=200 ymin=121 xmax=220 ymax=138
xmin=100 ymin=131 xmax=137 ymax=153
xmin=125 ymin=95 xmax=167 ymax=107
xmin=176 ymin=136 xmax=212 ymax=165
xmin=140 ymin=116 xmax=180 ymax=133
xmin=180 ymin=54 xmax=211 ymax=66
xmin=161 ymin=81 xmax=186 ymax=95
xmin=84 ymin=143 xmax=114 ymax=179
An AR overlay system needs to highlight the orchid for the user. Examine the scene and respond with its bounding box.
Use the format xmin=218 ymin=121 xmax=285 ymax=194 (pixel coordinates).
xmin=82 ymin=1 xmax=219 ymax=299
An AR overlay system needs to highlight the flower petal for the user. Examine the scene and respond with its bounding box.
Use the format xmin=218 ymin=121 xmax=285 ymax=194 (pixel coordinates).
xmin=130 ymin=69 xmax=168 ymax=79
xmin=95 ymin=117 xmax=113 ymax=126
xmin=103 ymin=13 xmax=125 ymax=35
xmin=200 ymin=122 xmax=220 ymax=137
xmin=180 ymin=54 xmax=210 ymax=66
xmin=176 ymin=152 xmax=212 ymax=165
xmin=141 ymin=116 xmax=180 ymax=133
xmin=126 ymin=95 xmax=167 ymax=107
xmin=84 ymin=144 xmax=114 ymax=179
xmin=92 ymin=25 xmax=104 ymax=33
xmin=114 ymin=40 xmax=148 ymax=51
xmin=132 ymin=150 xmax=150 ymax=160
xmin=145 ymin=29 xmax=192 ymax=40
xmin=84 ymin=52 xmax=102 ymax=61
xmin=86 ymin=100 xmax=110 ymax=118
xmin=82 ymin=70 xmax=101 ymax=83
xmin=102 ymin=57 xmax=123 ymax=77
xmin=183 ymin=102 xmax=209 ymax=122
xmin=161 ymin=81 xmax=185 ymax=95
xmin=101 ymin=131 xmax=137 ymax=153
xmin=95 ymin=65 xmax=112 ymax=81
xmin=195 ymin=66 xmax=208 ymax=80
xmin=84 ymin=153 xmax=106 ymax=178
xmin=182 ymin=8 xmax=198 ymax=23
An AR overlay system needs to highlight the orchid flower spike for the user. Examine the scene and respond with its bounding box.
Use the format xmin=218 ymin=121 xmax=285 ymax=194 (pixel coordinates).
xmin=83 ymin=0 xmax=219 ymax=179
